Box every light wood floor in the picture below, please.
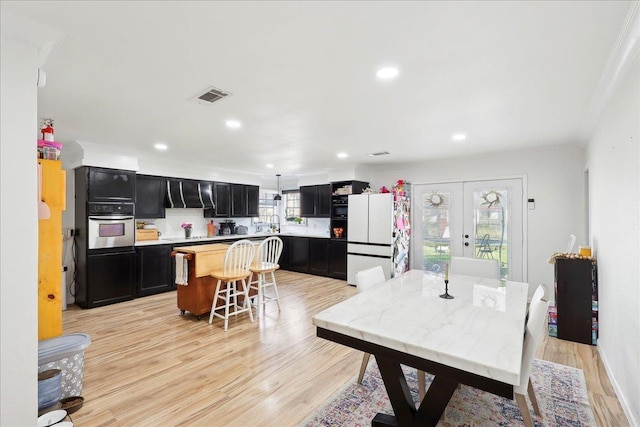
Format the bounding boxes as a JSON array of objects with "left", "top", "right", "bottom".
[{"left": 62, "top": 271, "right": 628, "bottom": 426}]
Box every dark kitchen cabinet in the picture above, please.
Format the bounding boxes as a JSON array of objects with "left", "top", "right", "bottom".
[
  {"left": 137, "top": 245, "right": 173, "bottom": 297},
  {"left": 278, "top": 236, "right": 291, "bottom": 270},
  {"left": 231, "top": 184, "right": 260, "bottom": 217},
  {"left": 309, "top": 238, "right": 330, "bottom": 276},
  {"left": 79, "top": 249, "right": 136, "bottom": 308},
  {"left": 231, "top": 184, "right": 245, "bottom": 217},
  {"left": 213, "top": 182, "right": 231, "bottom": 217},
  {"left": 246, "top": 185, "right": 259, "bottom": 217},
  {"left": 290, "top": 237, "right": 310, "bottom": 273},
  {"left": 135, "top": 175, "right": 166, "bottom": 219},
  {"left": 80, "top": 167, "right": 136, "bottom": 203},
  {"left": 329, "top": 239, "right": 347, "bottom": 280},
  {"left": 300, "top": 184, "right": 331, "bottom": 217},
  {"left": 554, "top": 259, "right": 598, "bottom": 345}
]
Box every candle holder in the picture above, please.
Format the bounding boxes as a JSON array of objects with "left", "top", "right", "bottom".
[{"left": 440, "top": 279, "right": 454, "bottom": 299}]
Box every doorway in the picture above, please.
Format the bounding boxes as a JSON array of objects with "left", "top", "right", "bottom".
[{"left": 411, "top": 179, "right": 524, "bottom": 281}]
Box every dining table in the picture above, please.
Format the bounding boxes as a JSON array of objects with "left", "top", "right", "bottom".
[{"left": 312, "top": 269, "right": 529, "bottom": 426}]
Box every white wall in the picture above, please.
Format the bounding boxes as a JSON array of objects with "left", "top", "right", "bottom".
[
  {"left": 586, "top": 57, "right": 639, "bottom": 425},
  {"left": 366, "top": 144, "right": 586, "bottom": 298},
  {"left": 0, "top": 37, "right": 39, "bottom": 426}
]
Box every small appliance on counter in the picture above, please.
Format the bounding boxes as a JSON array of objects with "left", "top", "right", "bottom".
[
  {"left": 235, "top": 225, "right": 248, "bottom": 235},
  {"left": 219, "top": 220, "right": 236, "bottom": 235}
]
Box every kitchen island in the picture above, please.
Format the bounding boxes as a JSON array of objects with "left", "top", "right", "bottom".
[{"left": 172, "top": 243, "right": 259, "bottom": 320}]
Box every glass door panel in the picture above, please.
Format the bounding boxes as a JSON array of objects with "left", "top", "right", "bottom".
[
  {"left": 411, "top": 183, "right": 462, "bottom": 274},
  {"left": 413, "top": 179, "right": 524, "bottom": 281}
]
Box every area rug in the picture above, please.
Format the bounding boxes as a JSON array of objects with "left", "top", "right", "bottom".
[{"left": 302, "top": 359, "right": 596, "bottom": 426}]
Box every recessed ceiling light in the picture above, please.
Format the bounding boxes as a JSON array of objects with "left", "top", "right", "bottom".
[
  {"left": 337, "top": 152, "right": 348, "bottom": 159},
  {"left": 376, "top": 67, "right": 399, "bottom": 80},
  {"left": 154, "top": 143, "right": 168, "bottom": 151},
  {"left": 266, "top": 164, "right": 274, "bottom": 169},
  {"left": 225, "top": 119, "right": 242, "bottom": 129},
  {"left": 452, "top": 133, "right": 467, "bottom": 141}
]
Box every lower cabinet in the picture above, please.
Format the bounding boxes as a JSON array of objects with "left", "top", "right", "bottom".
[
  {"left": 137, "top": 244, "right": 174, "bottom": 297},
  {"left": 290, "top": 237, "right": 310, "bottom": 273},
  {"left": 279, "top": 236, "right": 291, "bottom": 270},
  {"left": 82, "top": 249, "right": 137, "bottom": 308},
  {"left": 309, "top": 238, "right": 330, "bottom": 276},
  {"left": 277, "top": 236, "right": 339, "bottom": 279},
  {"left": 329, "top": 240, "right": 347, "bottom": 280}
]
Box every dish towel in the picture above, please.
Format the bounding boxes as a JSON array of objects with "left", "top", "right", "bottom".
[{"left": 175, "top": 253, "right": 188, "bottom": 285}]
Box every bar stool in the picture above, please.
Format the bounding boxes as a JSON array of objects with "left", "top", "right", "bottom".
[
  {"left": 209, "top": 240, "right": 255, "bottom": 331},
  {"left": 248, "top": 236, "right": 283, "bottom": 318}
]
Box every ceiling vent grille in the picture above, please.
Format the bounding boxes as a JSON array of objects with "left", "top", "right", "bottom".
[
  {"left": 195, "top": 86, "right": 230, "bottom": 104},
  {"left": 368, "top": 151, "right": 390, "bottom": 157}
]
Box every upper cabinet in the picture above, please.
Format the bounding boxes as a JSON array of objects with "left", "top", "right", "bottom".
[
  {"left": 231, "top": 184, "right": 259, "bottom": 217},
  {"left": 213, "top": 182, "right": 231, "bottom": 217},
  {"left": 246, "top": 185, "right": 259, "bottom": 217},
  {"left": 135, "top": 175, "right": 166, "bottom": 218},
  {"left": 204, "top": 182, "right": 257, "bottom": 218},
  {"left": 300, "top": 184, "right": 331, "bottom": 217},
  {"left": 85, "top": 167, "right": 136, "bottom": 203}
]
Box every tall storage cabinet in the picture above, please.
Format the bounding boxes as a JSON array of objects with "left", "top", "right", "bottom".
[
  {"left": 38, "top": 160, "right": 66, "bottom": 339},
  {"left": 553, "top": 258, "right": 598, "bottom": 345}
]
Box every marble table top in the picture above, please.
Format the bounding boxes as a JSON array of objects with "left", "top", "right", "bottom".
[{"left": 312, "top": 269, "right": 529, "bottom": 385}]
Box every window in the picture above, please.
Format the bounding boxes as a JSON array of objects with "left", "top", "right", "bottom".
[
  {"left": 284, "top": 191, "right": 305, "bottom": 224},
  {"left": 256, "top": 191, "right": 277, "bottom": 225}
]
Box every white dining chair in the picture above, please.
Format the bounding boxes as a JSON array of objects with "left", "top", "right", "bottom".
[
  {"left": 209, "top": 240, "right": 256, "bottom": 331},
  {"left": 449, "top": 256, "right": 500, "bottom": 279},
  {"left": 248, "top": 236, "right": 283, "bottom": 318},
  {"left": 355, "top": 266, "right": 386, "bottom": 384},
  {"left": 514, "top": 283, "right": 550, "bottom": 426}
]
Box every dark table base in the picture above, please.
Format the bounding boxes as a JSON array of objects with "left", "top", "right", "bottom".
[{"left": 317, "top": 327, "right": 513, "bottom": 427}]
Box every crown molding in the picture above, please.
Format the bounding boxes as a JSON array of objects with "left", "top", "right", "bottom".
[{"left": 580, "top": 1, "right": 640, "bottom": 141}]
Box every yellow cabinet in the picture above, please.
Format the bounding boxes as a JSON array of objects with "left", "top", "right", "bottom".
[{"left": 38, "top": 159, "right": 66, "bottom": 340}]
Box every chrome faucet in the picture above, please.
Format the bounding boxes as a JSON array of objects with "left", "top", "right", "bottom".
[{"left": 269, "top": 214, "right": 281, "bottom": 233}]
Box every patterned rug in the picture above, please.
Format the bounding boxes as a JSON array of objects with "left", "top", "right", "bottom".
[{"left": 302, "top": 359, "right": 596, "bottom": 426}]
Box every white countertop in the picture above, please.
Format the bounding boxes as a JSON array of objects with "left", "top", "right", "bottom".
[
  {"left": 135, "top": 231, "right": 330, "bottom": 246},
  {"left": 312, "top": 269, "right": 529, "bottom": 385}
]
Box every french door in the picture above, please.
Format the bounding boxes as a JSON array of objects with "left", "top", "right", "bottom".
[{"left": 411, "top": 179, "right": 524, "bottom": 281}]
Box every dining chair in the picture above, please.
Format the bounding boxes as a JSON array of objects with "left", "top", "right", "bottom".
[
  {"left": 450, "top": 256, "right": 500, "bottom": 279},
  {"left": 248, "top": 236, "right": 283, "bottom": 318},
  {"left": 355, "top": 265, "right": 386, "bottom": 384},
  {"left": 208, "top": 239, "right": 256, "bottom": 331},
  {"left": 514, "top": 283, "right": 550, "bottom": 426}
]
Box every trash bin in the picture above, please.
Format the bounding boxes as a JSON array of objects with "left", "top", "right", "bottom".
[{"left": 38, "top": 333, "right": 91, "bottom": 398}]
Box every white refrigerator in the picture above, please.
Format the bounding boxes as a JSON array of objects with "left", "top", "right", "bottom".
[{"left": 347, "top": 193, "right": 394, "bottom": 284}]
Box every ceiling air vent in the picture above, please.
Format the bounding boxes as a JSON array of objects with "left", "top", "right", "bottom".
[
  {"left": 368, "top": 151, "right": 390, "bottom": 157},
  {"left": 194, "top": 86, "right": 230, "bottom": 105}
]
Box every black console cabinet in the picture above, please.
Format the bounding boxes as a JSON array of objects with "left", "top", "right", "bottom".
[{"left": 554, "top": 258, "right": 598, "bottom": 345}]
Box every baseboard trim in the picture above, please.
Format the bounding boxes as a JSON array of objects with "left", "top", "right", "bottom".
[{"left": 597, "top": 343, "right": 637, "bottom": 426}]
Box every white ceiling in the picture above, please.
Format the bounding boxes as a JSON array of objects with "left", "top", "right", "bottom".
[{"left": 3, "top": 1, "right": 634, "bottom": 178}]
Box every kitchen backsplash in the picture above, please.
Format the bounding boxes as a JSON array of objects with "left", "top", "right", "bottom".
[
  {"left": 143, "top": 209, "right": 330, "bottom": 238},
  {"left": 146, "top": 209, "right": 252, "bottom": 238}
]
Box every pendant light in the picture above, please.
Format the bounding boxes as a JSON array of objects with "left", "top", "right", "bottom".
[{"left": 274, "top": 174, "right": 282, "bottom": 201}]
